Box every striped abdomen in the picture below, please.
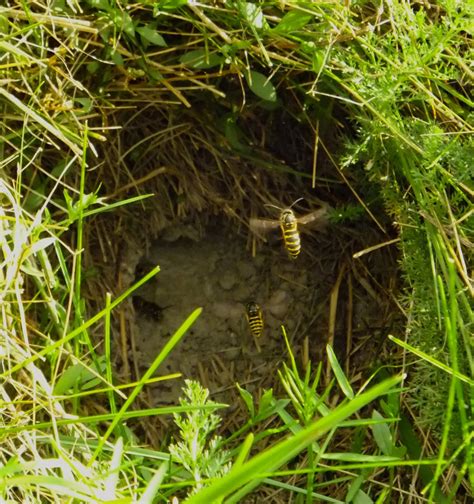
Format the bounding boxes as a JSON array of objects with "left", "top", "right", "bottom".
[
  {"left": 280, "top": 210, "right": 301, "bottom": 258},
  {"left": 246, "top": 302, "right": 264, "bottom": 338}
]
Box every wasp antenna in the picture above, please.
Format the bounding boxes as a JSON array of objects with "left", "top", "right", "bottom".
[
  {"left": 264, "top": 203, "right": 282, "bottom": 211},
  {"left": 289, "top": 197, "right": 305, "bottom": 209}
]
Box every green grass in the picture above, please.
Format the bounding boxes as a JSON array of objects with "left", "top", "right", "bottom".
[{"left": 0, "top": 0, "right": 472, "bottom": 501}]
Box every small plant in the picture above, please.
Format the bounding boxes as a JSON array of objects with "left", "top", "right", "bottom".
[{"left": 169, "top": 380, "right": 232, "bottom": 495}]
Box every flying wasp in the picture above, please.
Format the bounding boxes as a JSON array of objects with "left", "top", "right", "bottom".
[
  {"left": 245, "top": 301, "right": 264, "bottom": 338},
  {"left": 249, "top": 199, "right": 329, "bottom": 259}
]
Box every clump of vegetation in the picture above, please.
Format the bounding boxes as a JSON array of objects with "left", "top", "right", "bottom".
[
  {"left": 0, "top": 0, "right": 472, "bottom": 501},
  {"left": 169, "top": 380, "right": 232, "bottom": 495}
]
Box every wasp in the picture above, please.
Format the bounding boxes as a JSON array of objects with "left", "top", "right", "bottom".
[
  {"left": 249, "top": 199, "right": 329, "bottom": 259},
  {"left": 245, "top": 301, "right": 264, "bottom": 338}
]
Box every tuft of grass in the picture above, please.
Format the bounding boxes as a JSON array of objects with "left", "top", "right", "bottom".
[{"left": 188, "top": 362, "right": 404, "bottom": 504}]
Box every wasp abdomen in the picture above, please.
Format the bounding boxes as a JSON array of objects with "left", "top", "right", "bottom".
[
  {"left": 282, "top": 227, "right": 301, "bottom": 258},
  {"left": 246, "top": 302, "right": 264, "bottom": 338},
  {"left": 279, "top": 209, "right": 301, "bottom": 258}
]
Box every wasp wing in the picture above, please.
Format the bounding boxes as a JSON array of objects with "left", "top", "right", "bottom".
[
  {"left": 296, "top": 205, "right": 330, "bottom": 226},
  {"left": 249, "top": 217, "right": 280, "bottom": 233}
]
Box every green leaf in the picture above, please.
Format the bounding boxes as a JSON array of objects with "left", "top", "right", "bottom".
[
  {"left": 54, "top": 357, "right": 106, "bottom": 395},
  {"left": 74, "top": 97, "right": 94, "bottom": 113},
  {"left": 326, "top": 344, "right": 354, "bottom": 399},
  {"left": 346, "top": 473, "right": 364, "bottom": 502},
  {"left": 110, "top": 10, "right": 135, "bottom": 38},
  {"left": 146, "top": 67, "right": 163, "bottom": 81},
  {"left": 234, "top": 434, "right": 254, "bottom": 468},
  {"left": 87, "top": 61, "right": 100, "bottom": 74},
  {"left": 88, "top": 0, "right": 110, "bottom": 11},
  {"left": 24, "top": 237, "right": 56, "bottom": 258},
  {"left": 257, "top": 398, "right": 290, "bottom": 422},
  {"left": 37, "top": 248, "right": 58, "bottom": 290},
  {"left": 223, "top": 115, "right": 249, "bottom": 152},
  {"left": 53, "top": 362, "right": 94, "bottom": 395},
  {"left": 323, "top": 453, "right": 399, "bottom": 462},
  {"left": 371, "top": 410, "right": 394, "bottom": 456},
  {"left": 0, "top": 456, "right": 21, "bottom": 478},
  {"left": 236, "top": 383, "right": 255, "bottom": 418},
  {"left": 64, "top": 189, "right": 100, "bottom": 222},
  {"left": 354, "top": 489, "right": 374, "bottom": 504},
  {"left": 24, "top": 184, "right": 46, "bottom": 212},
  {"left": 136, "top": 25, "right": 167, "bottom": 47},
  {"left": 245, "top": 71, "right": 277, "bottom": 102},
  {"left": 398, "top": 413, "right": 448, "bottom": 502},
  {"left": 179, "top": 49, "right": 223, "bottom": 69},
  {"left": 257, "top": 388, "right": 273, "bottom": 418},
  {"left": 109, "top": 50, "right": 124, "bottom": 66},
  {"left": 153, "top": 0, "right": 188, "bottom": 11},
  {"left": 138, "top": 462, "right": 169, "bottom": 504},
  {"left": 273, "top": 11, "right": 313, "bottom": 32},
  {"left": 312, "top": 50, "right": 325, "bottom": 72},
  {"left": 0, "top": 15, "right": 9, "bottom": 34},
  {"left": 19, "top": 263, "right": 44, "bottom": 278},
  {"left": 239, "top": 2, "right": 268, "bottom": 31}
]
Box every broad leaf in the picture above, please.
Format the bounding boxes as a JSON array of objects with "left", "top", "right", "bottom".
[
  {"left": 273, "top": 11, "right": 313, "bottom": 33},
  {"left": 179, "top": 49, "right": 223, "bottom": 69},
  {"left": 137, "top": 25, "right": 167, "bottom": 47},
  {"left": 245, "top": 70, "right": 277, "bottom": 102}
]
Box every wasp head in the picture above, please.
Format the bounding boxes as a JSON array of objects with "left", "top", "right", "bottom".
[
  {"left": 280, "top": 209, "right": 297, "bottom": 228},
  {"left": 246, "top": 301, "right": 261, "bottom": 316}
]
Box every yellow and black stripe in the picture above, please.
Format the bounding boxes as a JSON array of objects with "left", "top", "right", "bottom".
[
  {"left": 279, "top": 209, "right": 301, "bottom": 259},
  {"left": 246, "top": 302, "right": 264, "bottom": 338},
  {"left": 250, "top": 200, "right": 329, "bottom": 260}
]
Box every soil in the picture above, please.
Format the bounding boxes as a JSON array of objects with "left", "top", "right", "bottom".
[{"left": 127, "top": 222, "right": 336, "bottom": 408}]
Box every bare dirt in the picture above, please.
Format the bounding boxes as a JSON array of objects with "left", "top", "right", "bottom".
[{"left": 128, "top": 222, "right": 335, "bottom": 407}]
